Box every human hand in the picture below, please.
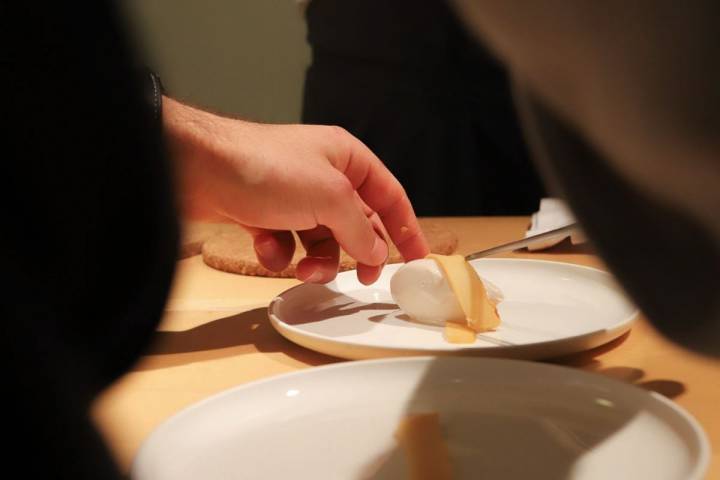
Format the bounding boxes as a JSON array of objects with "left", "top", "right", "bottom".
[{"left": 164, "top": 98, "right": 429, "bottom": 284}]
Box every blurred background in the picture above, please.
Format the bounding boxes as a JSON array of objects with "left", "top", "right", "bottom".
[
  {"left": 124, "top": 0, "right": 544, "bottom": 216},
  {"left": 126, "top": 0, "right": 309, "bottom": 123}
]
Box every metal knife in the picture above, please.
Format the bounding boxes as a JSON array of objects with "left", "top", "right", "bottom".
[{"left": 464, "top": 223, "right": 579, "bottom": 261}]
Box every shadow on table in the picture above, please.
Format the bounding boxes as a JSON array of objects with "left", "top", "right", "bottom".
[
  {"left": 548, "top": 330, "right": 632, "bottom": 365},
  {"left": 578, "top": 364, "right": 685, "bottom": 400},
  {"left": 137, "top": 303, "right": 684, "bottom": 399},
  {"left": 548, "top": 332, "right": 686, "bottom": 399},
  {"left": 134, "top": 308, "right": 340, "bottom": 371}
]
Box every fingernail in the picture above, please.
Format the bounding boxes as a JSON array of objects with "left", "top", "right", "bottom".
[
  {"left": 359, "top": 271, "right": 379, "bottom": 286},
  {"left": 370, "top": 236, "right": 389, "bottom": 266}
]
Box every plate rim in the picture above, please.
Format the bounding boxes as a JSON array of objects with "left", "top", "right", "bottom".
[
  {"left": 268, "top": 258, "right": 639, "bottom": 357},
  {"left": 131, "top": 356, "right": 709, "bottom": 480}
]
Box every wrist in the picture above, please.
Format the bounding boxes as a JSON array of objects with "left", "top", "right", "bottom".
[
  {"left": 162, "top": 97, "right": 235, "bottom": 161},
  {"left": 162, "top": 98, "right": 257, "bottom": 220},
  {"left": 162, "top": 98, "right": 228, "bottom": 174}
]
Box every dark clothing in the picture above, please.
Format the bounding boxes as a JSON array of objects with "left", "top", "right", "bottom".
[
  {"left": 451, "top": 0, "right": 720, "bottom": 354},
  {"left": 517, "top": 92, "right": 720, "bottom": 356},
  {"left": 4, "top": 2, "right": 178, "bottom": 478},
  {"left": 302, "top": 0, "right": 545, "bottom": 216}
]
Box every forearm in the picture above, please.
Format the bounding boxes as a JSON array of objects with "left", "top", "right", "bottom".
[
  {"left": 163, "top": 97, "right": 229, "bottom": 168},
  {"left": 162, "top": 96, "right": 250, "bottom": 220}
]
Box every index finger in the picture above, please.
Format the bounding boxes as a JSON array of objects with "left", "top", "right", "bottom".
[{"left": 328, "top": 131, "right": 430, "bottom": 261}]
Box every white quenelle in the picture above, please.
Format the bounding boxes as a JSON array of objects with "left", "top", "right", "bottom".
[{"left": 390, "top": 258, "right": 503, "bottom": 326}]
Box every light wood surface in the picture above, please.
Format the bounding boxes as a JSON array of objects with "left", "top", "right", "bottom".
[{"left": 92, "top": 217, "right": 719, "bottom": 477}]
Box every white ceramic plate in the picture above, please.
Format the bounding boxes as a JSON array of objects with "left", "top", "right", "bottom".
[
  {"left": 269, "top": 259, "right": 638, "bottom": 360},
  {"left": 132, "top": 357, "right": 709, "bottom": 480}
]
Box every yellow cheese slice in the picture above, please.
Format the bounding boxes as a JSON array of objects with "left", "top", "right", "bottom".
[
  {"left": 427, "top": 254, "right": 501, "bottom": 343},
  {"left": 394, "top": 412, "right": 452, "bottom": 480},
  {"left": 444, "top": 321, "right": 477, "bottom": 344}
]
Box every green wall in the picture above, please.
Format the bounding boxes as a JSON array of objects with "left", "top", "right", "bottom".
[{"left": 125, "top": 0, "right": 311, "bottom": 123}]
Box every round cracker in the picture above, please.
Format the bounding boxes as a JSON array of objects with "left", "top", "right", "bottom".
[
  {"left": 179, "top": 222, "right": 237, "bottom": 259},
  {"left": 201, "top": 219, "right": 458, "bottom": 277}
]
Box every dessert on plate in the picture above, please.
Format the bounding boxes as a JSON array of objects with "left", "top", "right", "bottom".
[{"left": 390, "top": 254, "right": 503, "bottom": 343}]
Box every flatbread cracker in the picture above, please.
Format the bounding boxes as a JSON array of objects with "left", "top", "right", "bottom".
[
  {"left": 179, "top": 222, "right": 237, "bottom": 259},
  {"left": 200, "top": 219, "right": 458, "bottom": 277}
]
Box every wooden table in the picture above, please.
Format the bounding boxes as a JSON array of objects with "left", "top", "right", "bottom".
[{"left": 92, "top": 217, "right": 719, "bottom": 477}]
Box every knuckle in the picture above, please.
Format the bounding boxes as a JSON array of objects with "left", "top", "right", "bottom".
[
  {"left": 326, "top": 175, "right": 354, "bottom": 200},
  {"left": 327, "top": 125, "right": 349, "bottom": 138}
]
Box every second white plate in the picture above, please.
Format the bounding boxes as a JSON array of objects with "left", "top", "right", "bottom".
[
  {"left": 269, "top": 259, "right": 638, "bottom": 360},
  {"left": 132, "top": 357, "right": 708, "bottom": 480}
]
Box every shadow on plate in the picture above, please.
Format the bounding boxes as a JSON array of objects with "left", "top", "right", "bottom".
[
  {"left": 278, "top": 284, "right": 397, "bottom": 326},
  {"left": 359, "top": 358, "right": 691, "bottom": 479}
]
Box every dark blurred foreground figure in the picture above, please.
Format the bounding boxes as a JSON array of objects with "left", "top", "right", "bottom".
[
  {"left": 4, "top": 3, "right": 177, "bottom": 477},
  {"left": 5, "top": 3, "right": 430, "bottom": 478},
  {"left": 303, "top": 0, "right": 545, "bottom": 215},
  {"left": 451, "top": 0, "right": 720, "bottom": 353}
]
